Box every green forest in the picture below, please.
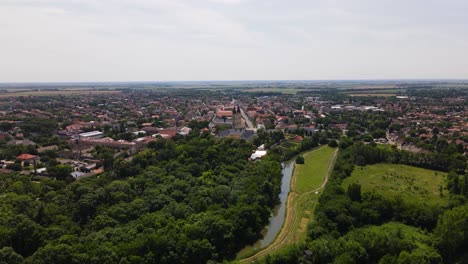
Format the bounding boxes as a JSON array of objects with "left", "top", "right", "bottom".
[{"left": 0, "top": 134, "right": 283, "bottom": 263}]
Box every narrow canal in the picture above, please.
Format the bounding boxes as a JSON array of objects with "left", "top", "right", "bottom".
[{"left": 238, "top": 159, "right": 295, "bottom": 254}]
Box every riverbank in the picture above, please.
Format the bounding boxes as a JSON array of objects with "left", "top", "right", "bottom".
[
  {"left": 238, "top": 146, "right": 338, "bottom": 263},
  {"left": 236, "top": 160, "right": 294, "bottom": 259}
]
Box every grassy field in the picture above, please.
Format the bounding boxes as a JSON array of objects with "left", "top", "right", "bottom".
[
  {"left": 245, "top": 88, "right": 300, "bottom": 94},
  {"left": 289, "top": 146, "right": 337, "bottom": 243},
  {"left": 349, "top": 93, "right": 397, "bottom": 97},
  {"left": 342, "top": 164, "right": 448, "bottom": 205},
  {"left": 295, "top": 146, "right": 336, "bottom": 194}
]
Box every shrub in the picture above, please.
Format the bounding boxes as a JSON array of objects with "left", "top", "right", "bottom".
[{"left": 296, "top": 156, "right": 305, "bottom": 164}]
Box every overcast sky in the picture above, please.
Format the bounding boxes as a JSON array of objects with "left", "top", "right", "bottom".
[{"left": 1, "top": 0, "right": 468, "bottom": 82}]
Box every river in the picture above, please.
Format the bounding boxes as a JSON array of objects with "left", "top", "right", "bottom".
[{"left": 238, "top": 159, "right": 295, "bottom": 254}]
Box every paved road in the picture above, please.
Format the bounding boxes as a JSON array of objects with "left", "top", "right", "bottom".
[{"left": 240, "top": 108, "right": 254, "bottom": 129}]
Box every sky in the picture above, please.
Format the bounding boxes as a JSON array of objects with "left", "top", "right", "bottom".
[{"left": 1, "top": 0, "right": 468, "bottom": 82}]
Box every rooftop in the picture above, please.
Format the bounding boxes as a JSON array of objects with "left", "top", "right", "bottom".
[
  {"left": 79, "top": 131, "right": 104, "bottom": 138},
  {"left": 16, "top": 153, "right": 38, "bottom": 160}
]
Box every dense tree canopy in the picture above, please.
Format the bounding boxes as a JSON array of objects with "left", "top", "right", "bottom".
[{"left": 0, "top": 135, "right": 283, "bottom": 263}]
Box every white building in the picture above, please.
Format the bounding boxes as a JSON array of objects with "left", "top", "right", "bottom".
[
  {"left": 79, "top": 131, "right": 104, "bottom": 139},
  {"left": 250, "top": 150, "right": 267, "bottom": 160}
]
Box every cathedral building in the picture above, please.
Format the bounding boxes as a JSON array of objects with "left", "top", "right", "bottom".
[{"left": 232, "top": 106, "right": 243, "bottom": 129}]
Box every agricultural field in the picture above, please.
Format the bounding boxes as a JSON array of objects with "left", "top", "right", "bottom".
[
  {"left": 349, "top": 93, "right": 398, "bottom": 97},
  {"left": 0, "top": 90, "right": 120, "bottom": 97},
  {"left": 342, "top": 164, "right": 448, "bottom": 206},
  {"left": 244, "top": 88, "right": 299, "bottom": 94}
]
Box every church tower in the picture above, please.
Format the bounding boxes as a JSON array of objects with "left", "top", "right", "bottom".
[{"left": 232, "top": 106, "right": 242, "bottom": 129}]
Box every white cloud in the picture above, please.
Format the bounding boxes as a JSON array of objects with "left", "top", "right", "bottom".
[
  {"left": 0, "top": 0, "right": 467, "bottom": 81},
  {"left": 42, "top": 7, "right": 67, "bottom": 15},
  {"left": 208, "top": 0, "right": 249, "bottom": 4}
]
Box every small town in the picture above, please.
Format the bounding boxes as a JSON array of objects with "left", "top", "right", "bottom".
[
  {"left": 0, "top": 87, "right": 466, "bottom": 179},
  {"left": 1, "top": 0, "right": 468, "bottom": 262}
]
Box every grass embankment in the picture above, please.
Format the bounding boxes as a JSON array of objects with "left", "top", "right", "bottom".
[
  {"left": 295, "top": 146, "right": 337, "bottom": 194},
  {"left": 239, "top": 146, "right": 337, "bottom": 263},
  {"left": 289, "top": 146, "right": 337, "bottom": 243},
  {"left": 342, "top": 164, "right": 448, "bottom": 206}
]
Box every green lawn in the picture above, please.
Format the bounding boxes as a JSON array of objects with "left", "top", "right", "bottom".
[
  {"left": 342, "top": 164, "right": 448, "bottom": 205},
  {"left": 279, "top": 140, "right": 300, "bottom": 148},
  {"left": 295, "top": 146, "right": 336, "bottom": 194}
]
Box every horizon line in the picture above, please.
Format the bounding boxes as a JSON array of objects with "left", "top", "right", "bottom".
[{"left": 1, "top": 78, "right": 468, "bottom": 85}]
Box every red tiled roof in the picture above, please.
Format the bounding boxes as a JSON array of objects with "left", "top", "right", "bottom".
[
  {"left": 159, "top": 129, "right": 177, "bottom": 138},
  {"left": 16, "top": 153, "right": 38, "bottom": 160},
  {"left": 217, "top": 110, "right": 233, "bottom": 118},
  {"left": 294, "top": 135, "right": 304, "bottom": 141}
]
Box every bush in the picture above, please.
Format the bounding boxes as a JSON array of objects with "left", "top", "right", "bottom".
[
  {"left": 6, "top": 163, "right": 22, "bottom": 171},
  {"left": 328, "top": 139, "right": 338, "bottom": 148},
  {"left": 296, "top": 156, "right": 305, "bottom": 164}
]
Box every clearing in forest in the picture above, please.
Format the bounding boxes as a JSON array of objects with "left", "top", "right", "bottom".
[{"left": 342, "top": 164, "right": 448, "bottom": 206}]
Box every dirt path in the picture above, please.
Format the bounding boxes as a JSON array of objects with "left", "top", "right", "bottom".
[{"left": 239, "top": 148, "right": 338, "bottom": 263}]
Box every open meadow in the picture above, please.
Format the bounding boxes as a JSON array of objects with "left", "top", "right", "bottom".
[{"left": 342, "top": 164, "right": 448, "bottom": 206}]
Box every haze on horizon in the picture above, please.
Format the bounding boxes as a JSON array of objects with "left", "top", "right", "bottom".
[{"left": 1, "top": 0, "right": 468, "bottom": 82}]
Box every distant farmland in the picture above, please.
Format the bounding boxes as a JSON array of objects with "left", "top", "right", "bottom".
[
  {"left": 349, "top": 93, "right": 399, "bottom": 97},
  {"left": 0, "top": 90, "right": 120, "bottom": 97}
]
